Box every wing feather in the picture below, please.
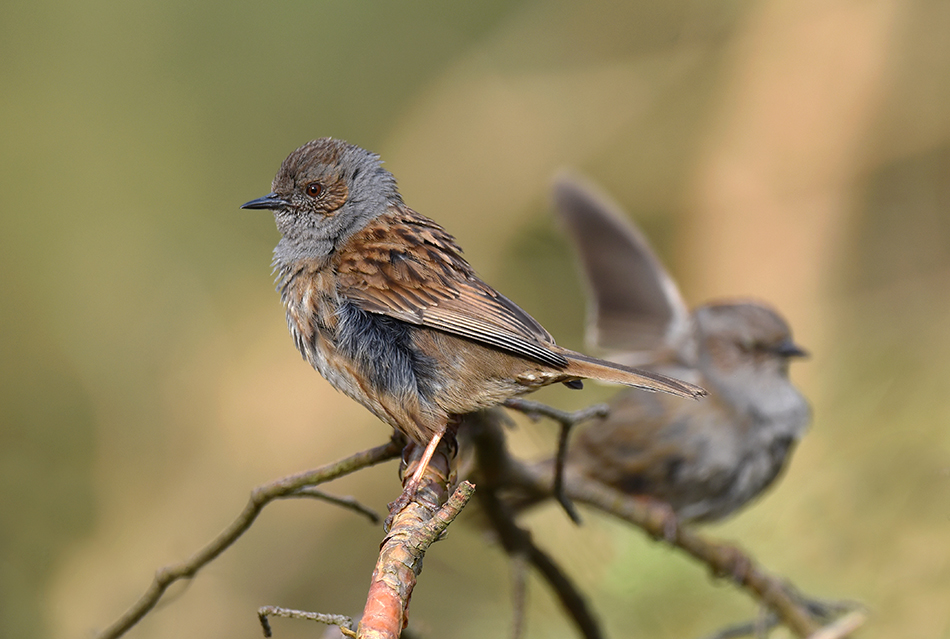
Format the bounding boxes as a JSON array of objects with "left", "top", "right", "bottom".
[
  {"left": 337, "top": 207, "right": 569, "bottom": 369},
  {"left": 553, "top": 172, "right": 691, "bottom": 356}
]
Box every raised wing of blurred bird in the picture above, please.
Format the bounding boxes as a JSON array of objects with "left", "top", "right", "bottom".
[{"left": 529, "top": 173, "right": 812, "bottom": 523}]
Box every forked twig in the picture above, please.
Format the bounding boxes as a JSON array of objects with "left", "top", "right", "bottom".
[
  {"left": 96, "top": 437, "right": 403, "bottom": 639},
  {"left": 503, "top": 398, "right": 609, "bottom": 524}
]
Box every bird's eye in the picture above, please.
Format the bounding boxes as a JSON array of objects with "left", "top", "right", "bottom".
[
  {"left": 305, "top": 182, "right": 324, "bottom": 198},
  {"left": 737, "top": 340, "right": 755, "bottom": 353}
]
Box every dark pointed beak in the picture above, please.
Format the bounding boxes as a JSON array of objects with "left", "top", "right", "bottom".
[
  {"left": 241, "top": 193, "right": 288, "bottom": 210},
  {"left": 774, "top": 338, "right": 808, "bottom": 359}
]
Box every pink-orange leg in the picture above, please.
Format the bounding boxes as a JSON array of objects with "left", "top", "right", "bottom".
[{"left": 385, "top": 424, "right": 447, "bottom": 530}]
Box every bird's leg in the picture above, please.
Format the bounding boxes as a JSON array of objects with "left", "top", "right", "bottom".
[
  {"left": 385, "top": 424, "right": 447, "bottom": 530},
  {"left": 404, "top": 427, "right": 445, "bottom": 498},
  {"left": 635, "top": 496, "right": 680, "bottom": 542}
]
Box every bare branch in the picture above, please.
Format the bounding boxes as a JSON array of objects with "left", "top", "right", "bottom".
[
  {"left": 96, "top": 437, "right": 403, "bottom": 639},
  {"left": 513, "top": 460, "right": 822, "bottom": 637},
  {"left": 696, "top": 618, "right": 775, "bottom": 639}
]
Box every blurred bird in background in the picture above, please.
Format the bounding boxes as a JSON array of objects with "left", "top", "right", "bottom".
[{"left": 512, "top": 173, "right": 811, "bottom": 524}]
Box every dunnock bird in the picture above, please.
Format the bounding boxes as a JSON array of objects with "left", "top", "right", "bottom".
[
  {"left": 241, "top": 139, "right": 705, "bottom": 517},
  {"left": 532, "top": 173, "right": 811, "bottom": 523}
]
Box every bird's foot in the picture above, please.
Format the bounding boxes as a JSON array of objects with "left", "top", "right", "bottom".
[
  {"left": 385, "top": 483, "right": 418, "bottom": 532},
  {"left": 384, "top": 428, "right": 446, "bottom": 531},
  {"left": 638, "top": 497, "right": 680, "bottom": 542}
]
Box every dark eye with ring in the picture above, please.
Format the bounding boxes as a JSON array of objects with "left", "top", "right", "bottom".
[{"left": 305, "top": 182, "right": 323, "bottom": 197}]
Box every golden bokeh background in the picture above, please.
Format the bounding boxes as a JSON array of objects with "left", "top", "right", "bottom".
[{"left": 2, "top": 1, "right": 948, "bottom": 638}]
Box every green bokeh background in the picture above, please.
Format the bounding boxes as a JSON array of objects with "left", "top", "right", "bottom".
[{"left": 2, "top": 1, "right": 949, "bottom": 638}]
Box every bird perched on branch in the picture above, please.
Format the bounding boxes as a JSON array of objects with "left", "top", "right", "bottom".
[
  {"left": 241, "top": 139, "right": 705, "bottom": 520},
  {"left": 530, "top": 173, "right": 811, "bottom": 524}
]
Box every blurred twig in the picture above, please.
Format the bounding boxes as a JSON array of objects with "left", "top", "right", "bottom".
[
  {"left": 477, "top": 489, "right": 603, "bottom": 639},
  {"left": 526, "top": 464, "right": 821, "bottom": 636},
  {"left": 697, "top": 617, "right": 773, "bottom": 639},
  {"left": 473, "top": 406, "right": 844, "bottom": 638},
  {"left": 508, "top": 553, "right": 529, "bottom": 639},
  {"left": 807, "top": 610, "right": 867, "bottom": 639},
  {"left": 698, "top": 606, "right": 866, "bottom": 639},
  {"left": 96, "top": 437, "right": 403, "bottom": 639},
  {"left": 503, "top": 398, "right": 609, "bottom": 524},
  {"left": 358, "top": 438, "right": 474, "bottom": 639},
  {"left": 467, "top": 409, "right": 604, "bottom": 639}
]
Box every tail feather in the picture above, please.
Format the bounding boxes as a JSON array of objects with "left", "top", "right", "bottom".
[{"left": 559, "top": 349, "right": 706, "bottom": 399}]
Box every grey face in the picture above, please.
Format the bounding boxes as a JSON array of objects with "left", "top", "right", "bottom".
[
  {"left": 242, "top": 138, "right": 403, "bottom": 263},
  {"left": 693, "top": 302, "right": 807, "bottom": 383}
]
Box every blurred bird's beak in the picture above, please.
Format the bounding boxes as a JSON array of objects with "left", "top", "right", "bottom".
[
  {"left": 241, "top": 193, "right": 288, "bottom": 210},
  {"left": 775, "top": 338, "right": 809, "bottom": 359}
]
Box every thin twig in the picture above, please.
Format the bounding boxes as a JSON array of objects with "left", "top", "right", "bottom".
[
  {"left": 96, "top": 437, "right": 403, "bottom": 639},
  {"left": 508, "top": 553, "right": 529, "bottom": 639},
  {"left": 358, "top": 438, "right": 475, "bottom": 639},
  {"left": 286, "top": 487, "right": 380, "bottom": 524},
  {"left": 503, "top": 399, "right": 609, "bottom": 524},
  {"left": 478, "top": 488, "right": 603, "bottom": 639},
  {"left": 754, "top": 606, "right": 772, "bottom": 639},
  {"left": 695, "top": 589, "right": 864, "bottom": 639},
  {"left": 696, "top": 617, "right": 779, "bottom": 639},
  {"left": 786, "top": 586, "right": 863, "bottom": 624},
  {"left": 258, "top": 605, "right": 356, "bottom": 638},
  {"left": 502, "top": 399, "right": 610, "bottom": 426},
  {"left": 467, "top": 410, "right": 604, "bottom": 639}
]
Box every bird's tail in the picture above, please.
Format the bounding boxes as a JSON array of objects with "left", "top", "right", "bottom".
[{"left": 559, "top": 349, "right": 706, "bottom": 399}]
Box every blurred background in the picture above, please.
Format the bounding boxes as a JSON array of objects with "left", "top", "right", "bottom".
[{"left": 2, "top": 0, "right": 948, "bottom": 637}]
